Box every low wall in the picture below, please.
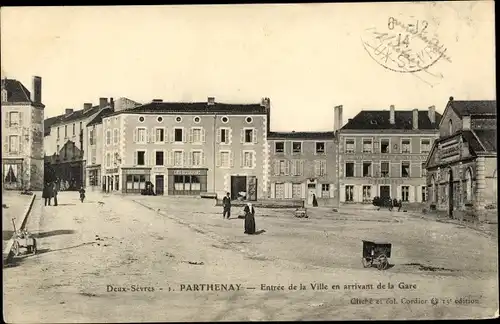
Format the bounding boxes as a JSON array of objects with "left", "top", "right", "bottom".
[{"left": 216, "top": 199, "right": 304, "bottom": 209}]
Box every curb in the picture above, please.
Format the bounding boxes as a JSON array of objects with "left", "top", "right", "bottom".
[{"left": 3, "top": 194, "right": 36, "bottom": 265}]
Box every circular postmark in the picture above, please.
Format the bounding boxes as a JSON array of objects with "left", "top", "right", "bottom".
[{"left": 361, "top": 16, "right": 452, "bottom": 73}]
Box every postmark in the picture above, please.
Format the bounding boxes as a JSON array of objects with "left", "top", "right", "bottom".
[{"left": 361, "top": 16, "right": 451, "bottom": 76}]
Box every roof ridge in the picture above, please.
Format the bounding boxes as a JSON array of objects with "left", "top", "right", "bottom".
[
  {"left": 17, "top": 80, "right": 31, "bottom": 102},
  {"left": 469, "top": 129, "right": 487, "bottom": 151}
]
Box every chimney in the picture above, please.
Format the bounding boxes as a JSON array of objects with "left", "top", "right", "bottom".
[
  {"left": 428, "top": 105, "right": 436, "bottom": 123},
  {"left": 412, "top": 108, "right": 419, "bottom": 130},
  {"left": 31, "top": 76, "right": 42, "bottom": 103},
  {"left": 110, "top": 97, "right": 114, "bottom": 109},
  {"left": 389, "top": 105, "right": 395, "bottom": 124},
  {"left": 99, "top": 97, "right": 108, "bottom": 108},
  {"left": 65, "top": 108, "right": 74, "bottom": 116},
  {"left": 83, "top": 103, "right": 92, "bottom": 112},
  {"left": 334, "top": 105, "right": 343, "bottom": 132},
  {"left": 462, "top": 115, "right": 471, "bottom": 130},
  {"left": 207, "top": 97, "right": 215, "bottom": 105}
]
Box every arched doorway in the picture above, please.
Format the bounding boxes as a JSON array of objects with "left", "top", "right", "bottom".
[{"left": 448, "top": 169, "right": 454, "bottom": 218}]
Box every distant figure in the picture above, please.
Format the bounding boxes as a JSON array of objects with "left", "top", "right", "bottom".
[
  {"left": 53, "top": 179, "right": 60, "bottom": 206},
  {"left": 244, "top": 202, "right": 256, "bottom": 234},
  {"left": 42, "top": 182, "right": 53, "bottom": 206},
  {"left": 312, "top": 194, "right": 318, "bottom": 207},
  {"left": 397, "top": 199, "right": 403, "bottom": 212},
  {"left": 79, "top": 187, "right": 86, "bottom": 203},
  {"left": 222, "top": 192, "right": 231, "bottom": 219}
]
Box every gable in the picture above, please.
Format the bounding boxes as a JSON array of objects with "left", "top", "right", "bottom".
[{"left": 438, "top": 102, "right": 462, "bottom": 137}]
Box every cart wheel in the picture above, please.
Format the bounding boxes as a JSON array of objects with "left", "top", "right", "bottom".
[
  {"left": 362, "top": 257, "right": 372, "bottom": 268},
  {"left": 32, "top": 239, "right": 37, "bottom": 255},
  {"left": 12, "top": 241, "right": 20, "bottom": 257}
]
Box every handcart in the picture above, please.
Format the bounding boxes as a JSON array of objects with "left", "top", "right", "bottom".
[
  {"left": 362, "top": 240, "right": 391, "bottom": 270},
  {"left": 11, "top": 218, "right": 37, "bottom": 256},
  {"left": 294, "top": 207, "right": 308, "bottom": 218}
]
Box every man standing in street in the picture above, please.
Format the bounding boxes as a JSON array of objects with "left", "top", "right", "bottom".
[
  {"left": 222, "top": 192, "right": 231, "bottom": 219},
  {"left": 53, "top": 178, "right": 60, "bottom": 206}
]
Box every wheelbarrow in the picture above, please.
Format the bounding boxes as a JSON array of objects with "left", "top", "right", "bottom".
[
  {"left": 11, "top": 218, "right": 37, "bottom": 256},
  {"left": 294, "top": 207, "right": 308, "bottom": 218}
]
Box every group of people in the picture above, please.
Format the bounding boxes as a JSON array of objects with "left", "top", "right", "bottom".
[
  {"left": 222, "top": 192, "right": 256, "bottom": 235},
  {"left": 42, "top": 179, "right": 87, "bottom": 206}
]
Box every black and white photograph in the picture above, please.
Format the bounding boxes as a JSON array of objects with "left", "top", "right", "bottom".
[{"left": 1, "top": 2, "right": 497, "bottom": 322}]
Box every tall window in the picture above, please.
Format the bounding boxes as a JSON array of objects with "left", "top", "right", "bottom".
[
  {"left": 345, "top": 185, "right": 354, "bottom": 202},
  {"left": 113, "top": 129, "right": 119, "bottom": 144},
  {"left": 448, "top": 119, "right": 453, "bottom": 135},
  {"left": 381, "top": 162, "right": 390, "bottom": 177},
  {"left": 8, "top": 135, "right": 19, "bottom": 153},
  {"left": 106, "top": 153, "right": 111, "bottom": 167},
  {"left": 275, "top": 142, "right": 284, "bottom": 153},
  {"left": 401, "top": 161, "right": 410, "bottom": 177},
  {"left": 72, "top": 123, "right": 76, "bottom": 136},
  {"left": 380, "top": 139, "right": 390, "bottom": 153},
  {"left": 156, "top": 128, "right": 165, "bottom": 142},
  {"left": 106, "top": 130, "right": 111, "bottom": 146},
  {"left": 218, "top": 128, "right": 229, "bottom": 144},
  {"left": 155, "top": 151, "right": 164, "bottom": 166},
  {"left": 363, "top": 162, "right": 372, "bottom": 177},
  {"left": 316, "top": 142, "right": 325, "bottom": 154},
  {"left": 64, "top": 125, "right": 68, "bottom": 138},
  {"left": 421, "top": 162, "right": 427, "bottom": 177},
  {"left": 173, "top": 151, "right": 183, "bottom": 166},
  {"left": 315, "top": 160, "right": 326, "bottom": 176},
  {"left": 292, "top": 183, "right": 302, "bottom": 198},
  {"left": 464, "top": 168, "right": 472, "bottom": 202},
  {"left": 244, "top": 129, "right": 254, "bottom": 143},
  {"left": 292, "top": 159, "right": 303, "bottom": 176},
  {"left": 292, "top": 142, "right": 302, "bottom": 154},
  {"left": 401, "top": 186, "right": 410, "bottom": 202},
  {"left": 401, "top": 139, "right": 411, "bottom": 153},
  {"left": 192, "top": 128, "right": 202, "bottom": 143},
  {"left": 9, "top": 112, "right": 20, "bottom": 127},
  {"left": 137, "top": 128, "right": 146, "bottom": 143},
  {"left": 57, "top": 127, "right": 60, "bottom": 139},
  {"left": 192, "top": 151, "right": 202, "bottom": 166},
  {"left": 362, "top": 185, "right": 371, "bottom": 202},
  {"left": 345, "top": 162, "right": 354, "bottom": 177},
  {"left": 362, "top": 139, "right": 372, "bottom": 153},
  {"left": 243, "top": 151, "right": 254, "bottom": 168},
  {"left": 421, "top": 139, "right": 431, "bottom": 153},
  {"left": 137, "top": 151, "right": 145, "bottom": 166},
  {"left": 321, "top": 184, "right": 330, "bottom": 198},
  {"left": 345, "top": 139, "right": 355, "bottom": 153},
  {"left": 421, "top": 186, "right": 428, "bottom": 202},
  {"left": 220, "top": 151, "right": 230, "bottom": 168},
  {"left": 174, "top": 128, "right": 183, "bottom": 142},
  {"left": 89, "top": 129, "right": 94, "bottom": 145}
]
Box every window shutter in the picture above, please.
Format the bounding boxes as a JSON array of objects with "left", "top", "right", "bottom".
[
  {"left": 252, "top": 152, "right": 256, "bottom": 169},
  {"left": 271, "top": 183, "right": 275, "bottom": 199},
  {"left": 201, "top": 128, "right": 206, "bottom": 143},
  {"left": 300, "top": 160, "right": 304, "bottom": 176},
  {"left": 171, "top": 128, "right": 175, "bottom": 143},
  {"left": 240, "top": 129, "right": 244, "bottom": 143},
  {"left": 167, "top": 151, "right": 173, "bottom": 166},
  {"left": 273, "top": 160, "right": 279, "bottom": 176},
  {"left": 321, "top": 160, "right": 327, "bottom": 176},
  {"left": 145, "top": 130, "right": 150, "bottom": 143},
  {"left": 5, "top": 113, "right": 10, "bottom": 127},
  {"left": 133, "top": 151, "right": 138, "bottom": 165},
  {"left": 397, "top": 186, "right": 401, "bottom": 200},
  {"left": 18, "top": 112, "right": 23, "bottom": 126},
  {"left": 201, "top": 152, "right": 206, "bottom": 166},
  {"left": 164, "top": 128, "right": 168, "bottom": 143},
  {"left": 252, "top": 128, "right": 257, "bottom": 143},
  {"left": 284, "top": 160, "right": 290, "bottom": 175},
  {"left": 314, "top": 160, "right": 320, "bottom": 177},
  {"left": 216, "top": 151, "right": 221, "bottom": 167},
  {"left": 182, "top": 128, "right": 187, "bottom": 143},
  {"left": 230, "top": 152, "right": 234, "bottom": 167},
  {"left": 409, "top": 185, "right": 415, "bottom": 202},
  {"left": 228, "top": 128, "right": 232, "bottom": 144},
  {"left": 216, "top": 128, "right": 221, "bottom": 143},
  {"left": 291, "top": 160, "right": 296, "bottom": 176},
  {"left": 182, "top": 151, "right": 186, "bottom": 166},
  {"left": 151, "top": 128, "right": 156, "bottom": 143},
  {"left": 240, "top": 151, "right": 244, "bottom": 167},
  {"left": 18, "top": 136, "right": 23, "bottom": 153},
  {"left": 187, "top": 151, "right": 192, "bottom": 166},
  {"left": 133, "top": 129, "right": 137, "bottom": 143},
  {"left": 188, "top": 128, "right": 193, "bottom": 143}
]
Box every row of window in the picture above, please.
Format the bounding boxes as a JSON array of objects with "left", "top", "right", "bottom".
[
  {"left": 56, "top": 122, "right": 83, "bottom": 139},
  {"left": 273, "top": 183, "right": 331, "bottom": 199},
  {"left": 55, "top": 144, "right": 78, "bottom": 159},
  {"left": 344, "top": 185, "right": 428, "bottom": 202},
  {"left": 133, "top": 115, "right": 255, "bottom": 124},
  {"left": 272, "top": 159, "right": 327, "bottom": 177},
  {"left": 104, "top": 150, "right": 257, "bottom": 169},
  {"left": 344, "top": 138, "right": 432, "bottom": 154},
  {"left": 344, "top": 161, "right": 427, "bottom": 178},
  {"left": 274, "top": 141, "right": 327, "bottom": 155}
]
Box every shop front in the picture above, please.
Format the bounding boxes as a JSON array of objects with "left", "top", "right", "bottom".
[
  {"left": 167, "top": 168, "right": 208, "bottom": 196},
  {"left": 121, "top": 167, "right": 151, "bottom": 194},
  {"left": 103, "top": 167, "right": 120, "bottom": 193},
  {"left": 86, "top": 165, "right": 101, "bottom": 191},
  {"left": 2, "top": 158, "right": 24, "bottom": 190}
]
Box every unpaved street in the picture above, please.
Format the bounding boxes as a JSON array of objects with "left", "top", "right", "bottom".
[{"left": 3, "top": 193, "right": 498, "bottom": 322}]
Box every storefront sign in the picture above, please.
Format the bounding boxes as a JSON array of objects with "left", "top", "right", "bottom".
[
  {"left": 106, "top": 168, "right": 119, "bottom": 174},
  {"left": 172, "top": 169, "right": 203, "bottom": 176}
]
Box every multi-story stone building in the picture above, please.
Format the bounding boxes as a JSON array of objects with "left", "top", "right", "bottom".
[
  {"left": 268, "top": 131, "right": 337, "bottom": 205},
  {"left": 1, "top": 76, "right": 45, "bottom": 190},
  {"left": 337, "top": 104, "right": 441, "bottom": 203},
  {"left": 425, "top": 97, "right": 497, "bottom": 221},
  {"left": 85, "top": 97, "right": 141, "bottom": 191},
  {"left": 94, "top": 97, "right": 270, "bottom": 200}
]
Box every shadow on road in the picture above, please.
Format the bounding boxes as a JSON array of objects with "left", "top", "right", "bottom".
[
  {"left": 2, "top": 230, "right": 14, "bottom": 241},
  {"left": 254, "top": 229, "right": 266, "bottom": 235},
  {"left": 55, "top": 203, "right": 77, "bottom": 206},
  {"left": 32, "top": 229, "right": 76, "bottom": 238}
]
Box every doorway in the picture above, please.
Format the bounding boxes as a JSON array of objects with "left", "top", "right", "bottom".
[
  {"left": 231, "top": 176, "right": 247, "bottom": 200},
  {"left": 448, "top": 170, "right": 454, "bottom": 218},
  {"left": 155, "top": 175, "right": 164, "bottom": 195},
  {"left": 307, "top": 183, "right": 316, "bottom": 205},
  {"left": 380, "top": 185, "right": 390, "bottom": 199}
]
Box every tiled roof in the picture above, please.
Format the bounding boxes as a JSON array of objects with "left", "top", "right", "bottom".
[
  {"left": 109, "top": 101, "right": 267, "bottom": 116},
  {"left": 473, "top": 129, "right": 497, "bottom": 152},
  {"left": 86, "top": 107, "right": 114, "bottom": 127},
  {"left": 44, "top": 105, "right": 101, "bottom": 135},
  {"left": 461, "top": 131, "right": 485, "bottom": 153},
  {"left": 341, "top": 110, "right": 442, "bottom": 130},
  {"left": 448, "top": 99, "right": 496, "bottom": 117},
  {"left": 1, "top": 78, "right": 32, "bottom": 103},
  {"left": 268, "top": 131, "right": 335, "bottom": 139}
]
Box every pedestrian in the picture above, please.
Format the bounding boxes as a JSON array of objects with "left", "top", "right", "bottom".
[
  {"left": 79, "top": 186, "right": 86, "bottom": 203},
  {"left": 397, "top": 199, "right": 403, "bottom": 212},
  {"left": 222, "top": 192, "right": 231, "bottom": 219},
  {"left": 53, "top": 179, "right": 60, "bottom": 206},
  {"left": 42, "top": 182, "right": 53, "bottom": 206},
  {"left": 312, "top": 194, "right": 318, "bottom": 207},
  {"left": 243, "top": 202, "right": 256, "bottom": 235}
]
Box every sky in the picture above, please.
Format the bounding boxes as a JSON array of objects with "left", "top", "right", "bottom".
[{"left": 1, "top": 2, "right": 495, "bottom": 131}]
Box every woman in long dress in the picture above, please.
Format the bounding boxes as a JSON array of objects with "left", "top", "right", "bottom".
[{"left": 243, "top": 203, "right": 256, "bottom": 234}]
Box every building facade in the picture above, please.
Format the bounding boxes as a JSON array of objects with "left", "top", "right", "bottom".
[
  {"left": 1, "top": 76, "right": 45, "bottom": 190},
  {"left": 95, "top": 97, "right": 270, "bottom": 200},
  {"left": 425, "top": 97, "right": 497, "bottom": 221},
  {"left": 268, "top": 131, "right": 337, "bottom": 205},
  {"left": 337, "top": 105, "right": 441, "bottom": 203}
]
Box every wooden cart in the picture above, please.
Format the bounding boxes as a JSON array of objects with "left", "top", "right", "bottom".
[
  {"left": 362, "top": 240, "right": 391, "bottom": 270},
  {"left": 11, "top": 219, "right": 37, "bottom": 256}
]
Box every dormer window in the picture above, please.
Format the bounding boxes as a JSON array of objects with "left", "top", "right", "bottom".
[
  {"left": 448, "top": 119, "right": 453, "bottom": 135},
  {"left": 1, "top": 89, "right": 7, "bottom": 102}
]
